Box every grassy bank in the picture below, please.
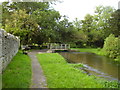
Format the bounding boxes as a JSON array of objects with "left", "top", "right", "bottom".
[
  {"left": 2, "top": 51, "right": 31, "bottom": 88},
  {"left": 71, "top": 48, "right": 102, "bottom": 55},
  {"left": 37, "top": 53, "right": 118, "bottom": 88}
]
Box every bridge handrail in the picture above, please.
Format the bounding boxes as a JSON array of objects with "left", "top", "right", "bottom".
[{"left": 48, "top": 43, "right": 70, "bottom": 50}]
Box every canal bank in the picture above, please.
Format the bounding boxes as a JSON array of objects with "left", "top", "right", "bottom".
[
  {"left": 37, "top": 53, "right": 119, "bottom": 88},
  {"left": 59, "top": 52, "right": 120, "bottom": 81}
]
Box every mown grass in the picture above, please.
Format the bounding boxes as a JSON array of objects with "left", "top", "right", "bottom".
[
  {"left": 37, "top": 53, "right": 118, "bottom": 88},
  {"left": 2, "top": 50, "right": 31, "bottom": 88},
  {"left": 71, "top": 48, "right": 101, "bottom": 55}
]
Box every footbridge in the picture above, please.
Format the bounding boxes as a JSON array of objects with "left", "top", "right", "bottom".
[{"left": 47, "top": 43, "right": 70, "bottom": 50}]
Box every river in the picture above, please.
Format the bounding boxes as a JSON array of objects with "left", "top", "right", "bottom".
[{"left": 59, "top": 52, "right": 120, "bottom": 81}]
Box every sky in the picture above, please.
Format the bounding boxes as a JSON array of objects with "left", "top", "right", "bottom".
[
  {"left": 0, "top": 0, "right": 119, "bottom": 21},
  {"left": 51, "top": 0, "right": 120, "bottom": 21}
]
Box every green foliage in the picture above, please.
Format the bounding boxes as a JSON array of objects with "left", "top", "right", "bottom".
[
  {"left": 108, "top": 9, "right": 120, "bottom": 36},
  {"left": 2, "top": 2, "right": 119, "bottom": 49},
  {"left": 4, "top": 9, "right": 38, "bottom": 44},
  {"left": 56, "top": 17, "right": 77, "bottom": 43},
  {"left": 94, "top": 5, "right": 114, "bottom": 37},
  {"left": 31, "top": 8, "right": 61, "bottom": 43},
  {"left": 102, "top": 34, "right": 120, "bottom": 61},
  {"left": 2, "top": 2, "right": 77, "bottom": 45},
  {"left": 37, "top": 53, "right": 118, "bottom": 88},
  {"left": 2, "top": 51, "right": 31, "bottom": 88},
  {"left": 69, "top": 43, "right": 77, "bottom": 48},
  {"left": 2, "top": 2, "right": 57, "bottom": 44},
  {"left": 73, "top": 5, "right": 115, "bottom": 48}
]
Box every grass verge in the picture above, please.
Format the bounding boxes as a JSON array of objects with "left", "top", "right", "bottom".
[
  {"left": 71, "top": 48, "right": 101, "bottom": 55},
  {"left": 37, "top": 53, "right": 118, "bottom": 88},
  {"left": 2, "top": 50, "right": 31, "bottom": 88}
]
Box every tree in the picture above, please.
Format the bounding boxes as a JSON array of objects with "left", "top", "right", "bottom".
[
  {"left": 93, "top": 5, "right": 115, "bottom": 38},
  {"left": 73, "top": 6, "right": 115, "bottom": 47},
  {"left": 56, "top": 17, "right": 78, "bottom": 43},
  {"left": 80, "top": 14, "right": 97, "bottom": 47},
  {"left": 2, "top": 2, "right": 50, "bottom": 26},
  {"left": 31, "top": 8, "right": 61, "bottom": 44},
  {"left": 4, "top": 9, "right": 39, "bottom": 44},
  {"left": 108, "top": 9, "right": 120, "bottom": 37},
  {"left": 73, "top": 18, "right": 82, "bottom": 30},
  {"left": 92, "top": 6, "right": 116, "bottom": 47},
  {"left": 2, "top": 2, "right": 62, "bottom": 45}
]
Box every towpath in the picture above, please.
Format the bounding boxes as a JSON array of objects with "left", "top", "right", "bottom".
[{"left": 28, "top": 49, "right": 48, "bottom": 88}]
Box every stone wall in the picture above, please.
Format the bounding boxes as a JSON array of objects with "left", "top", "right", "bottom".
[{"left": 0, "top": 29, "right": 20, "bottom": 73}]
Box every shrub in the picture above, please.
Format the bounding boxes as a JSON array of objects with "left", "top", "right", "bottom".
[
  {"left": 102, "top": 34, "right": 120, "bottom": 61},
  {"left": 97, "top": 48, "right": 101, "bottom": 51},
  {"left": 70, "top": 43, "right": 77, "bottom": 48}
]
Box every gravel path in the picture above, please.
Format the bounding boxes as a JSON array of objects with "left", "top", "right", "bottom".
[{"left": 28, "top": 49, "right": 48, "bottom": 88}]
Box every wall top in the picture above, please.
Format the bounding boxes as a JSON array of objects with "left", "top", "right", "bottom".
[{"left": 0, "top": 29, "right": 20, "bottom": 40}]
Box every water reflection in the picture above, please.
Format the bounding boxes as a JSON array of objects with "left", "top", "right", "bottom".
[{"left": 59, "top": 52, "right": 120, "bottom": 81}]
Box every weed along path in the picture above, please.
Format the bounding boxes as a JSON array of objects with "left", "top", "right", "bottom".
[{"left": 28, "top": 50, "right": 48, "bottom": 88}]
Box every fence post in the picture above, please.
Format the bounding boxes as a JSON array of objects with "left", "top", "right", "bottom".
[
  {"left": 65, "top": 44, "right": 66, "bottom": 49},
  {"left": 68, "top": 44, "right": 70, "bottom": 49},
  {"left": 50, "top": 44, "right": 52, "bottom": 49}
]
